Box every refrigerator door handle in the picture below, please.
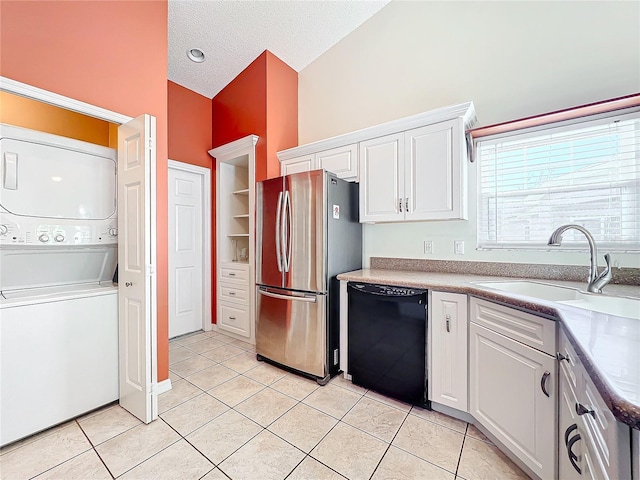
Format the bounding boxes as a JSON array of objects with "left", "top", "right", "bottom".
[
  {"left": 275, "top": 191, "right": 283, "bottom": 272},
  {"left": 258, "top": 287, "right": 317, "bottom": 303},
  {"left": 284, "top": 190, "right": 293, "bottom": 272}
]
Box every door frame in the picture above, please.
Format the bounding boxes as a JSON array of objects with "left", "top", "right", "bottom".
[
  {"left": 167, "top": 159, "right": 212, "bottom": 333},
  {"left": 0, "top": 76, "right": 162, "bottom": 411}
]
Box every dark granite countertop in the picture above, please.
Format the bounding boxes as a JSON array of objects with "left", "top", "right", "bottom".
[{"left": 337, "top": 268, "right": 640, "bottom": 430}]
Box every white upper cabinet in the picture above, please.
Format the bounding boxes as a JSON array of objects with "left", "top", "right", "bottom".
[
  {"left": 277, "top": 102, "right": 476, "bottom": 207},
  {"left": 359, "top": 133, "right": 404, "bottom": 222},
  {"left": 280, "top": 144, "right": 358, "bottom": 181}
]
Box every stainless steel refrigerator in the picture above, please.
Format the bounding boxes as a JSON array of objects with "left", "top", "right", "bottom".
[{"left": 256, "top": 169, "right": 362, "bottom": 384}]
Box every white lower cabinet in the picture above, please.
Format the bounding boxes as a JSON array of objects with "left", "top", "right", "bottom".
[
  {"left": 217, "top": 262, "right": 251, "bottom": 339},
  {"left": 557, "top": 328, "right": 631, "bottom": 480},
  {"left": 429, "top": 291, "right": 468, "bottom": 411},
  {"left": 469, "top": 298, "right": 556, "bottom": 480}
]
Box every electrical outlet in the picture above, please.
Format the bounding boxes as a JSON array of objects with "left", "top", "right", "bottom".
[
  {"left": 424, "top": 240, "right": 433, "bottom": 254},
  {"left": 454, "top": 240, "right": 464, "bottom": 255}
]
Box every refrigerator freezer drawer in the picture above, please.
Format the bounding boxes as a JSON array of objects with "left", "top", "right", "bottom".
[{"left": 256, "top": 286, "right": 327, "bottom": 379}]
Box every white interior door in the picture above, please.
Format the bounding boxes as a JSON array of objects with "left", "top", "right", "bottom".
[
  {"left": 168, "top": 165, "right": 203, "bottom": 338},
  {"left": 118, "top": 114, "right": 157, "bottom": 424}
]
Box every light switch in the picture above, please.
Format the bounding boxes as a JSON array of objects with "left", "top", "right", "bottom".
[
  {"left": 454, "top": 240, "right": 464, "bottom": 255},
  {"left": 424, "top": 240, "right": 433, "bottom": 254}
]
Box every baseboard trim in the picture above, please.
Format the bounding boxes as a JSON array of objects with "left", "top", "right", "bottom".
[{"left": 156, "top": 378, "right": 172, "bottom": 395}]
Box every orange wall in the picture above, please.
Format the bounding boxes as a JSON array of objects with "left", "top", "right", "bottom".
[
  {"left": 212, "top": 52, "right": 268, "bottom": 179},
  {"left": 167, "top": 81, "right": 216, "bottom": 323},
  {"left": 266, "top": 52, "right": 298, "bottom": 180},
  {"left": 0, "top": 91, "right": 113, "bottom": 147},
  {"left": 0, "top": 0, "right": 170, "bottom": 381},
  {"left": 211, "top": 50, "right": 297, "bottom": 182}
]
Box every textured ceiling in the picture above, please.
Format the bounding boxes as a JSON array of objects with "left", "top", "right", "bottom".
[{"left": 168, "top": 0, "right": 391, "bottom": 99}]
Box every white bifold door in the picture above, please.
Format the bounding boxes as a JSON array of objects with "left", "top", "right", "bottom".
[{"left": 117, "top": 114, "right": 157, "bottom": 424}]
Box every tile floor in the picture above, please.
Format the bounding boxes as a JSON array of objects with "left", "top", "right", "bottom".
[{"left": 1, "top": 330, "right": 531, "bottom": 480}]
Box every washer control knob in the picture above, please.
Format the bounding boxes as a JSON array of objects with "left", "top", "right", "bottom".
[
  {"left": 54, "top": 234, "right": 65, "bottom": 243},
  {"left": 0, "top": 225, "right": 8, "bottom": 235},
  {"left": 108, "top": 227, "right": 118, "bottom": 237},
  {"left": 39, "top": 234, "right": 50, "bottom": 243}
]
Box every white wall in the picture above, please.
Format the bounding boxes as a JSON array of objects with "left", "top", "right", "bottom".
[{"left": 299, "top": 1, "right": 640, "bottom": 269}]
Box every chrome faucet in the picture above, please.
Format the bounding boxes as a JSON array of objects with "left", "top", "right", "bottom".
[{"left": 548, "top": 224, "right": 612, "bottom": 293}]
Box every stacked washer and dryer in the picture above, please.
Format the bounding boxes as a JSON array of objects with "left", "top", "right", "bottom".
[{"left": 0, "top": 124, "right": 120, "bottom": 446}]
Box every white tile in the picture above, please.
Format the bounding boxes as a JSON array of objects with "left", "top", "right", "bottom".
[
  {"left": 78, "top": 405, "right": 141, "bottom": 445},
  {"left": 219, "top": 430, "right": 305, "bottom": 480},
  {"left": 221, "top": 351, "right": 261, "bottom": 373},
  {"left": 371, "top": 445, "right": 454, "bottom": 480},
  {"left": 169, "top": 355, "right": 217, "bottom": 378},
  {"left": 174, "top": 332, "right": 209, "bottom": 345},
  {"left": 234, "top": 387, "right": 297, "bottom": 427},
  {"left": 119, "top": 439, "right": 214, "bottom": 479},
  {"left": 330, "top": 374, "right": 368, "bottom": 394},
  {"left": 243, "top": 362, "right": 288, "bottom": 385},
  {"left": 158, "top": 379, "right": 202, "bottom": 414},
  {"left": 201, "top": 344, "right": 246, "bottom": 362},
  {"left": 311, "top": 422, "right": 388, "bottom": 480},
  {"left": 343, "top": 396, "right": 407, "bottom": 442},
  {"left": 95, "top": 419, "right": 180, "bottom": 477},
  {"left": 410, "top": 406, "right": 467, "bottom": 433},
  {"left": 270, "top": 373, "right": 320, "bottom": 400},
  {"left": 457, "top": 436, "right": 530, "bottom": 480},
  {"left": 208, "top": 376, "right": 265, "bottom": 407},
  {"left": 364, "top": 390, "right": 412, "bottom": 412},
  {"left": 0, "top": 420, "right": 77, "bottom": 457},
  {"left": 287, "top": 456, "right": 347, "bottom": 480},
  {"left": 466, "top": 423, "right": 493, "bottom": 444},
  {"left": 184, "top": 364, "right": 238, "bottom": 391},
  {"left": 186, "top": 410, "right": 262, "bottom": 464},
  {"left": 185, "top": 337, "right": 227, "bottom": 354},
  {"left": 392, "top": 414, "right": 464, "bottom": 474},
  {"left": 33, "top": 450, "right": 111, "bottom": 480},
  {"left": 303, "top": 384, "right": 362, "bottom": 419},
  {"left": 268, "top": 403, "right": 338, "bottom": 453},
  {"left": 0, "top": 423, "right": 91, "bottom": 480},
  {"left": 160, "top": 393, "right": 229, "bottom": 436},
  {"left": 169, "top": 345, "right": 197, "bottom": 365},
  {"left": 200, "top": 468, "right": 230, "bottom": 480}
]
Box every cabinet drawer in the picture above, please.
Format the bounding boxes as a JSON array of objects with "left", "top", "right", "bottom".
[
  {"left": 470, "top": 297, "right": 556, "bottom": 355},
  {"left": 220, "top": 264, "right": 249, "bottom": 283},
  {"left": 220, "top": 283, "right": 249, "bottom": 304},
  {"left": 218, "top": 302, "right": 250, "bottom": 338}
]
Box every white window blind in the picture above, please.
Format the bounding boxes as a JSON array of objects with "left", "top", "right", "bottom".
[{"left": 477, "top": 111, "right": 640, "bottom": 251}]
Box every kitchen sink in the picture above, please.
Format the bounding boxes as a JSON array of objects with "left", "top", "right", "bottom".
[{"left": 475, "top": 281, "right": 639, "bottom": 319}]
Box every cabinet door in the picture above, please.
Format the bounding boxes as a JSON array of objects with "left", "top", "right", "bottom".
[
  {"left": 405, "top": 119, "right": 466, "bottom": 221},
  {"left": 359, "top": 133, "right": 404, "bottom": 223},
  {"left": 559, "top": 361, "right": 584, "bottom": 480},
  {"left": 218, "top": 302, "right": 250, "bottom": 338},
  {"left": 281, "top": 155, "right": 315, "bottom": 176},
  {"left": 316, "top": 144, "right": 358, "bottom": 182},
  {"left": 430, "top": 292, "right": 468, "bottom": 412},
  {"left": 470, "top": 322, "right": 556, "bottom": 480}
]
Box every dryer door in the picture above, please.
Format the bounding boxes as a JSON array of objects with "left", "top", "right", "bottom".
[{"left": 0, "top": 125, "right": 116, "bottom": 220}]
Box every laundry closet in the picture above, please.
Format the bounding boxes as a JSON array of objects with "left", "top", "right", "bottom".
[{"left": 0, "top": 120, "right": 120, "bottom": 446}]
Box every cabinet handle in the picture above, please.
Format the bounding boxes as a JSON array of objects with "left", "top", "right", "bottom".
[
  {"left": 398, "top": 198, "right": 403, "bottom": 213},
  {"left": 405, "top": 197, "right": 409, "bottom": 212},
  {"left": 576, "top": 402, "right": 596, "bottom": 418},
  {"left": 557, "top": 352, "right": 570, "bottom": 362},
  {"left": 567, "top": 433, "right": 582, "bottom": 474},
  {"left": 125, "top": 282, "right": 133, "bottom": 287},
  {"left": 228, "top": 316, "right": 236, "bottom": 320},
  {"left": 540, "top": 371, "right": 551, "bottom": 397},
  {"left": 228, "top": 272, "right": 236, "bottom": 277},
  {"left": 445, "top": 314, "right": 451, "bottom": 332},
  {"left": 564, "top": 423, "right": 578, "bottom": 446}
]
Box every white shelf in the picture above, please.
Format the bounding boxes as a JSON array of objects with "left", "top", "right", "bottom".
[
  {"left": 227, "top": 233, "right": 249, "bottom": 237},
  {"left": 233, "top": 214, "right": 250, "bottom": 219},
  {"left": 233, "top": 188, "right": 249, "bottom": 195}
]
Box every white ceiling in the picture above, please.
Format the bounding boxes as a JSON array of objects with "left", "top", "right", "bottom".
[{"left": 168, "top": 0, "right": 391, "bottom": 99}]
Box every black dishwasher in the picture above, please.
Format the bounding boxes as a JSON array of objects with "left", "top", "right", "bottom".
[{"left": 347, "top": 282, "right": 429, "bottom": 408}]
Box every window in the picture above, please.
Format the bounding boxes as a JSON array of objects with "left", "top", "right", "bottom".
[{"left": 476, "top": 111, "right": 640, "bottom": 251}]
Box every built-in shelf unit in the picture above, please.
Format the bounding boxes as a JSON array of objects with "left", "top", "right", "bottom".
[{"left": 209, "top": 135, "right": 258, "bottom": 343}]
